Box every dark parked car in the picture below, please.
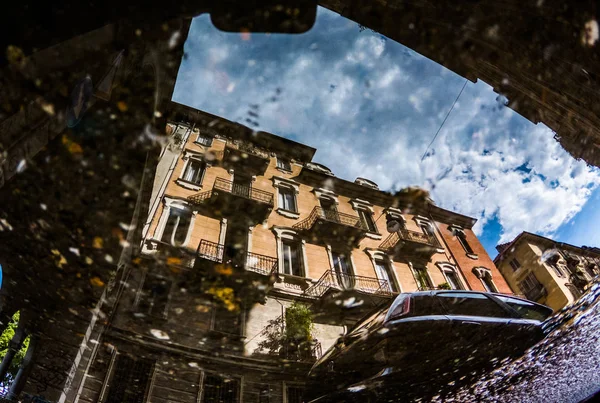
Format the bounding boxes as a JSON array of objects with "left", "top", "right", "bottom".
[{"left": 306, "top": 291, "right": 553, "bottom": 402}]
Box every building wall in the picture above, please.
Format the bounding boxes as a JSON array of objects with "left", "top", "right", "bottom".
[
  {"left": 143, "top": 120, "right": 510, "bottom": 300},
  {"left": 496, "top": 240, "right": 570, "bottom": 311},
  {"left": 71, "top": 117, "right": 513, "bottom": 402},
  {"left": 437, "top": 223, "right": 512, "bottom": 293},
  {"left": 495, "top": 235, "right": 600, "bottom": 311}
]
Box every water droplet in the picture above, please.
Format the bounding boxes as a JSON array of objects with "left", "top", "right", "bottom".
[
  {"left": 347, "top": 384, "right": 366, "bottom": 392},
  {"left": 150, "top": 329, "right": 170, "bottom": 340}
]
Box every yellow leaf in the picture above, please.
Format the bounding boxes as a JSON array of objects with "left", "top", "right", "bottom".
[
  {"left": 195, "top": 305, "right": 210, "bottom": 313},
  {"left": 215, "top": 264, "right": 233, "bottom": 276},
  {"left": 167, "top": 257, "right": 182, "bottom": 266},
  {"left": 90, "top": 277, "right": 105, "bottom": 287},
  {"left": 93, "top": 237, "right": 104, "bottom": 249},
  {"left": 117, "top": 101, "right": 128, "bottom": 112}
]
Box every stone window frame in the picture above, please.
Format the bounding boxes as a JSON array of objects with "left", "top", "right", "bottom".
[
  {"left": 365, "top": 249, "right": 402, "bottom": 293},
  {"left": 194, "top": 127, "right": 217, "bottom": 147},
  {"left": 276, "top": 157, "right": 293, "bottom": 173},
  {"left": 544, "top": 253, "right": 566, "bottom": 278},
  {"left": 210, "top": 305, "right": 246, "bottom": 337},
  {"left": 150, "top": 197, "right": 197, "bottom": 249},
  {"left": 473, "top": 267, "right": 498, "bottom": 293},
  {"left": 509, "top": 258, "right": 522, "bottom": 272},
  {"left": 98, "top": 351, "right": 157, "bottom": 403},
  {"left": 199, "top": 371, "right": 243, "bottom": 403},
  {"left": 313, "top": 187, "right": 339, "bottom": 204},
  {"left": 273, "top": 177, "right": 300, "bottom": 219},
  {"left": 414, "top": 215, "right": 445, "bottom": 253},
  {"left": 409, "top": 262, "right": 435, "bottom": 290},
  {"left": 132, "top": 271, "right": 174, "bottom": 320},
  {"left": 325, "top": 244, "right": 357, "bottom": 280},
  {"left": 171, "top": 123, "right": 191, "bottom": 147},
  {"left": 350, "top": 198, "right": 381, "bottom": 240},
  {"left": 314, "top": 188, "right": 340, "bottom": 218},
  {"left": 273, "top": 227, "right": 309, "bottom": 279},
  {"left": 449, "top": 224, "right": 478, "bottom": 260},
  {"left": 384, "top": 207, "right": 407, "bottom": 231},
  {"left": 435, "top": 262, "right": 466, "bottom": 290},
  {"left": 283, "top": 381, "right": 305, "bottom": 403},
  {"left": 175, "top": 150, "right": 211, "bottom": 191}
]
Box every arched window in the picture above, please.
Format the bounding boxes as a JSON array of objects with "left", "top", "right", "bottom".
[
  {"left": 366, "top": 250, "right": 400, "bottom": 293},
  {"left": 450, "top": 226, "right": 477, "bottom": 258},
  {"left": 414, "top": 216, "right": 442, "bottom": 249},
  {"left": 273, "top": 177, "right": 300, "bottom": 218},
  {"left": 546, "top": 254, "right": 565, "bottom": 277},
  {"left": 176, "top": 151, "right": 209, "bottom": 190},
  {"left": 411, "top": 264, "right": 433, "bottom": 291},
  {"left": 436, "top": 262, "right": 464, "bottom": 290},
  {"left": 274, "top": 228, "right": 307, "bottom": 277},
  {"left": 351, "top": 199, "right": 378, "bottom": 234},
  {"left": 158, "top": 201, "right": 193, "bottom": 247},
  {"left": 473, "top": 267, "right": 497, "bottom": 292},
  {"left": 328, "top": 248, "right": 354, "bottom": 289},
  {"left": 319, "top": 196, "right": 338, "bottom": 220}
]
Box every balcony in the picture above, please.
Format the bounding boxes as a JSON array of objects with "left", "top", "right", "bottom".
[
  {"left": 281, "top": 341, "right": 323, "bottom": 362},
  {"left": 214, "top": 141, "right": 270, "bottom": 173},
  {"left": 293, "top": 207, "right": 368, "bottom": 247},
  {"left": 196, "top": 239, "right": 278, "bottom": 276},
  {"left": 143, "top": 239, "right": 197, "bottom": 268},
  {"left": 188, "top": 178, "right": 274, "bottom": 222},
  {"left": 193, "top": 240, "right": 279, "bottom": 304},
  {"left": 380, "top": 229, "right": 442, "bottom": 261},
  {"left": 304, "top": 270, "right": 395, "bottom": 323}
]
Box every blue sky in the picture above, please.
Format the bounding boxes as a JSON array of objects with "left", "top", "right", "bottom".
[{"left": 173, "top": 7, "right": 600, "bottom": 257}]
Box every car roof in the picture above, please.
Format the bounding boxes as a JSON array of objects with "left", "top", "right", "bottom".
[{"left": 397, "top": 290, "right": 553, "bottom": 311}]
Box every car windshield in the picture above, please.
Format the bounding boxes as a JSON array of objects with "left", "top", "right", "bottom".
[
  {"left": 1, "top": 2, "right": 600, "bottom": 403},
  {"left": 495, "top": 295, "right": 553, "bottom": 321}
]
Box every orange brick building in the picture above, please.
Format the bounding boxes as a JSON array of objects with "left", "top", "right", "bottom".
[{"left": 64, "top": 102, "right": 510, "bottom": 403}]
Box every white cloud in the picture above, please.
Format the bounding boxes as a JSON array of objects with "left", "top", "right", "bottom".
[{"left": 174, "top": 9, "right": 600, "bottom": 248}]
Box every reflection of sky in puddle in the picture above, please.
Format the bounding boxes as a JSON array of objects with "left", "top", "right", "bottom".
[{"left": 173, "top": 7, "right": 600, "bottom": 256}]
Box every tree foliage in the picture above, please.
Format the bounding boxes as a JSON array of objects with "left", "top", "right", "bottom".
[
  {"left": 0, "top": 312, "right": 30, "bottom": 383},
  {"left": 255, "top": 301, "right": 315, "bottom": 359}
]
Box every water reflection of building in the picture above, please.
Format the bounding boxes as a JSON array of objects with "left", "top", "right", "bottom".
[
  {"left": 0, "top": 15, "right": 191, "bottom": 402},
  {"left": 62, "top": 103, "right": 510, "bottom": 403},
  {"left": 495, "top": 232, "right": 600, "bottom": 311}
]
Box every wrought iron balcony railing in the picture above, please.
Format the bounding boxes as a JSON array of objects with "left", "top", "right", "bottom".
[
  {"left": 144, "top": 240, "right": 197, "bottom": 268},
  {"left": 304, "top": 270, "right": 394, "bottom": 298},
  {"left": 187, "top": 178, "right": 274, "bottom": 206},
  {"left": 197, "top": 239, "right": 225, "bottom": 262},
  {"left": 214, "top": 177, "right": 274, "bottom": 205},
  {"left": 282, "top": 341, "right": 323, "bottom": 362},
  {"left": 293, "top": 207, "right": 368, "bottom": 231},
  {"left": 245, "top": 251, "right": 278, "bottom": 276},
  {"left": 380, "top": 229, "right": 441, "bottom": 250},
  {"left": 196, "top": 240, "right": 278, "bottom": 276}
]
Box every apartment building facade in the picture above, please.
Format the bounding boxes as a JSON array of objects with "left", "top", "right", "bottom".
[
  {"left": 64, "top": 103, "right": 510, "bottom": 403},
  {"left": 495, "top": 232, "right": 600, "bottom": 311}
]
